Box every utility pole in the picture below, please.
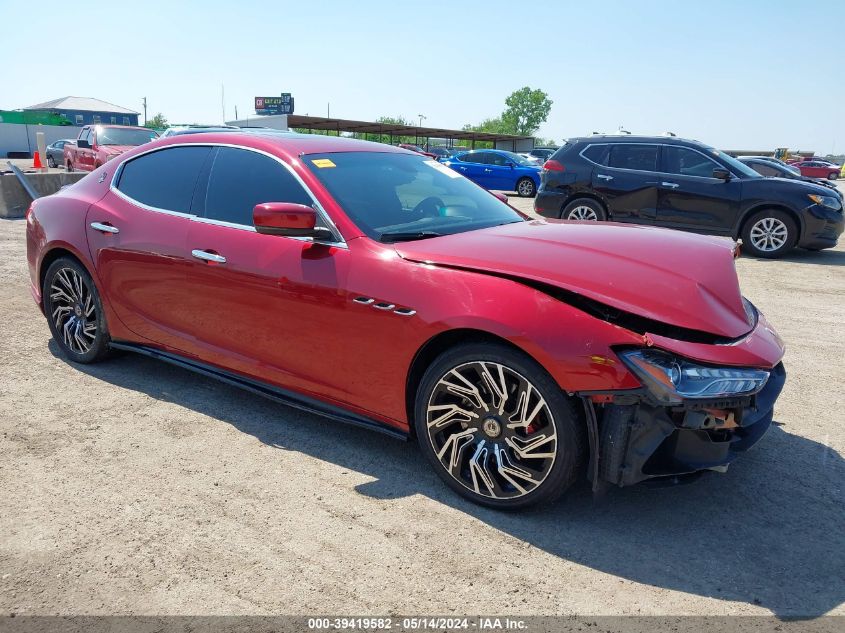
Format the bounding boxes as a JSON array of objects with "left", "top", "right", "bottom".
[
  {"left": 142, "top": 97, "right": 147, "bottom": 126},
  {"left": 418, "top": 114, "right": 426, "bottom": 127},
  {"left": 221, "top": 84, "right": 225, "bottom": 123},
  {"left": 327, "top": 102, "right": 330, "bottom": 118}
]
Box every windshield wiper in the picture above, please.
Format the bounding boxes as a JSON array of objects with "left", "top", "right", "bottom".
[{"left": 378, "top": 230, "right": 443, "bottom": 243}]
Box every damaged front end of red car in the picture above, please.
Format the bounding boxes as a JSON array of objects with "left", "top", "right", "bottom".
[{"left": 579, "top": 305, "right": 786, "bottom": 489}]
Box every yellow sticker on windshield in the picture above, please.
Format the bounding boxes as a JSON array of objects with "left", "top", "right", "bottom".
[{"left": 311, "top": 158, "right": 336, "bottom": 168}]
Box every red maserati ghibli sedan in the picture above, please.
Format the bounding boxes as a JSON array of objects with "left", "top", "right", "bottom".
[{"left": 26, "top": 132, "right": 786, "bottom": 509}]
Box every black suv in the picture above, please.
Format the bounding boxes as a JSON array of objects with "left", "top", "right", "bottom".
[{"left": 535, "top": 135, "right": 844, "bottom": 258}]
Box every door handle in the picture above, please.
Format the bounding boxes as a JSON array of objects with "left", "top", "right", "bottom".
[
  {"left": 661, "top": 182, "right": 680, "bottom": 189},
  {"left": 191, "top": 249, "right": 227, "bottom": 264},
  {"left": 484, "top": 169, "right": 492, "bottom": 172},
  {"left": 90, "top": 222, "right": 119, "bottom": 234},
  {"left": 596, "top": 174, "right": 614, "bottom": 181}
]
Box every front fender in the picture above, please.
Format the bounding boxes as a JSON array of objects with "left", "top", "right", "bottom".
[
  {"left": 732, "top": 201, "right": 806, "bottom": 239},
  {"left": 419, "top": 279, "right": 646, "bottom": 394}
]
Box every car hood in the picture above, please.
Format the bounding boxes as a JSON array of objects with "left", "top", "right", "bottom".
[
  {"left": 100, "top": 145, "right": 136, "bottom": 155},
  {"left": 762, "top": 176, "right": 841, "bottom": 196},
  {"left": 394, "top": 220, "right": 752, "bottom": 339}
]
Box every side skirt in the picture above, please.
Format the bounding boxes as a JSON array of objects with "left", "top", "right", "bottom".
[{"left": 109, "top": 342, "right": 409, "bottom": 441}]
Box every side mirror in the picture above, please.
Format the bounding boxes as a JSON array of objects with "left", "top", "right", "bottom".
[
  {"left": 253, "top": 202, "right": 335, "bottom": 240},
  {"left": 712, "top": 168, "right": 731, "bottom": 180},
  {"left": 77, "top": 139, "right": 91, "bottom": 149}
]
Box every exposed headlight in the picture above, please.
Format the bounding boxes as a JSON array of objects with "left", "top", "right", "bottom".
[
  {"left": 618, "top": 349, "right": 770, "bottom": 404},
  {"left": 808, "top": 194, "right": 842, "bottom": 210},
  {"left": 742, "top": 297, "right": 758, "bottom": 327}
]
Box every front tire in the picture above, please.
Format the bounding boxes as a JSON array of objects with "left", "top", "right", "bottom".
[
  {"left": 516, "top": 177, "right": 536, "bottom": 198},
  {"left": 43, "top": 257, "right": 111, "bottom": 363},
  {"left": 828, "top": 172, "right": 838, "bottom": 181},
  {"left": 741, "top": 209, "right": 797, "bottom": 259},
  {"left": 414, "top": 342, "right": 585, "bottom": 510},
  {"left": 66, "top": 161, "right": 73, "bottom": 173},
  {"left": 48, "top": 155, "right": 57, "bottom": 168},
  {"left": 562, "top": 197, "right": 607, "bottom": 221}
]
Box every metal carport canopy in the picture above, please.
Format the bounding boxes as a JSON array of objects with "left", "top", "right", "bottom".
[{"left": 284, "top": 114, "right": 534, "bottom": 146}]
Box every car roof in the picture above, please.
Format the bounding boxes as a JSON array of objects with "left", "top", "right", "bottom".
[
  {"left": 460, "top": 148, "right": 513, "bottom": 154},
  {"left": 147, "top": 131, "right": 411, "bottom": 156},
  {"left": 741, "top": 157, "right": 789, "bottom": 168},
  {"left": 569, "top": 134, "right": 708, "bottom": 147},
  {"left": 166, "top": 127, "right": 244, "bottom": 135}
]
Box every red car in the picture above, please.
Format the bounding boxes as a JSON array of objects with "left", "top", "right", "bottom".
[
  {"left": 398, "top": 143, "right": 438, "bottom": 159},
  {"left": 64, "top": 124, "right": 159, "bottom": 172},
  {"left": 793, "top": 160, "right": 840, "bottom": 180},
  {"left": 26, "top": 132, "right": 786, "bottom": 509}
]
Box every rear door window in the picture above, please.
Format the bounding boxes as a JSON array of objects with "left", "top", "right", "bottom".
[
  {"left": 116, "top": 146, "right": 212, "bottom": 213},
  {"left": 203, "top": 147, "right": 312, "bottom": 226},
  {"left": 608, "top": 144, "right": 659, "bottom": 171}
]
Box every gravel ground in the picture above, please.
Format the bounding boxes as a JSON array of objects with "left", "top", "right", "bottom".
[{"left": 1, "top": 191, "right": 843, "bottom": 618}]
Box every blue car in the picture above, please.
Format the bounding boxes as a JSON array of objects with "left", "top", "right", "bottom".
[{"left": 442, "top": 150, "right": 541, "bottom": 197}]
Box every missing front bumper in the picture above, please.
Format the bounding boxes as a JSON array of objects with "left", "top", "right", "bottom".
[{"left": 592, "top": 363, "right": 786, "bottom": 487}]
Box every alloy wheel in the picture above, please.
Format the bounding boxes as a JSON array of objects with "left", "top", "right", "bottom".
[
  {"left": 567, "top": 205, "right": 599, "bottom": 221},
  {"left": 749, "top": 217, "right": 788, "bottom": 252},
  {"left": 425, "top": 361, "right": 558, "bottom": 500},
  {"left": 517, "top": 179, "right": 535, "bottom": 197},
  {"left": 49, "top": 267, "right": 98, "bottom": 354}
]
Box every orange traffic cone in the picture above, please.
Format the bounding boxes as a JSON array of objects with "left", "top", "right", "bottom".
[{"left": 32, "top": 151, "right": 43, "bottom": 169}]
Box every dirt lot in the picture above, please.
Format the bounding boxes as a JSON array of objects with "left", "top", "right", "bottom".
[{"left": 1, "top": 192, "right": 843, "bottom": 618}]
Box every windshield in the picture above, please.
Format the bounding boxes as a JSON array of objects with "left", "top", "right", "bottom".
[
  {"left": 96, "top": 127, "right": 159, "bottom": 146},
  {"left": 305, "top": 152, "right": 524, "bottom": 241},
  {"left": 705, "top": 147, "right": 761, "bottom": 178}
]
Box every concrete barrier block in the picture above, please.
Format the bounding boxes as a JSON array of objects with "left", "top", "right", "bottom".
[{"left": 0, "top": 172, "right": 86, "bottom": 218}]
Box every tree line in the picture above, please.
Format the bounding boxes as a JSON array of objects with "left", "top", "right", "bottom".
[{"left": 295, "top": 86, "right": 555, "bottom": 148}]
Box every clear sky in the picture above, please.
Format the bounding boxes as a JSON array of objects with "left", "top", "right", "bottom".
[{"left": 1, "top": 0, "right": 843, "bottom": 152}]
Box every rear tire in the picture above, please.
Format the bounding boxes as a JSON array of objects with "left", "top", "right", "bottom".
[
  {"left": 414, "top": 342, "right": 585, "bottom": 510},
  {"left": 66, "top": 161, "right": 73, "bottom": 173},
  {"left": 562, "top": 197, "right": 607, "bottom": 221},
  {"left": 741, "top": 209, "right": 798, "bottom": 259},
  {"left": 48, "top": 155, "right": 57, "bottom": 168},
  {"left": 43, "top": 257, "right": 111, "bottom": 364},
  {"left": 516, "top": 177, "right": 536, "bottom": 198}
]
